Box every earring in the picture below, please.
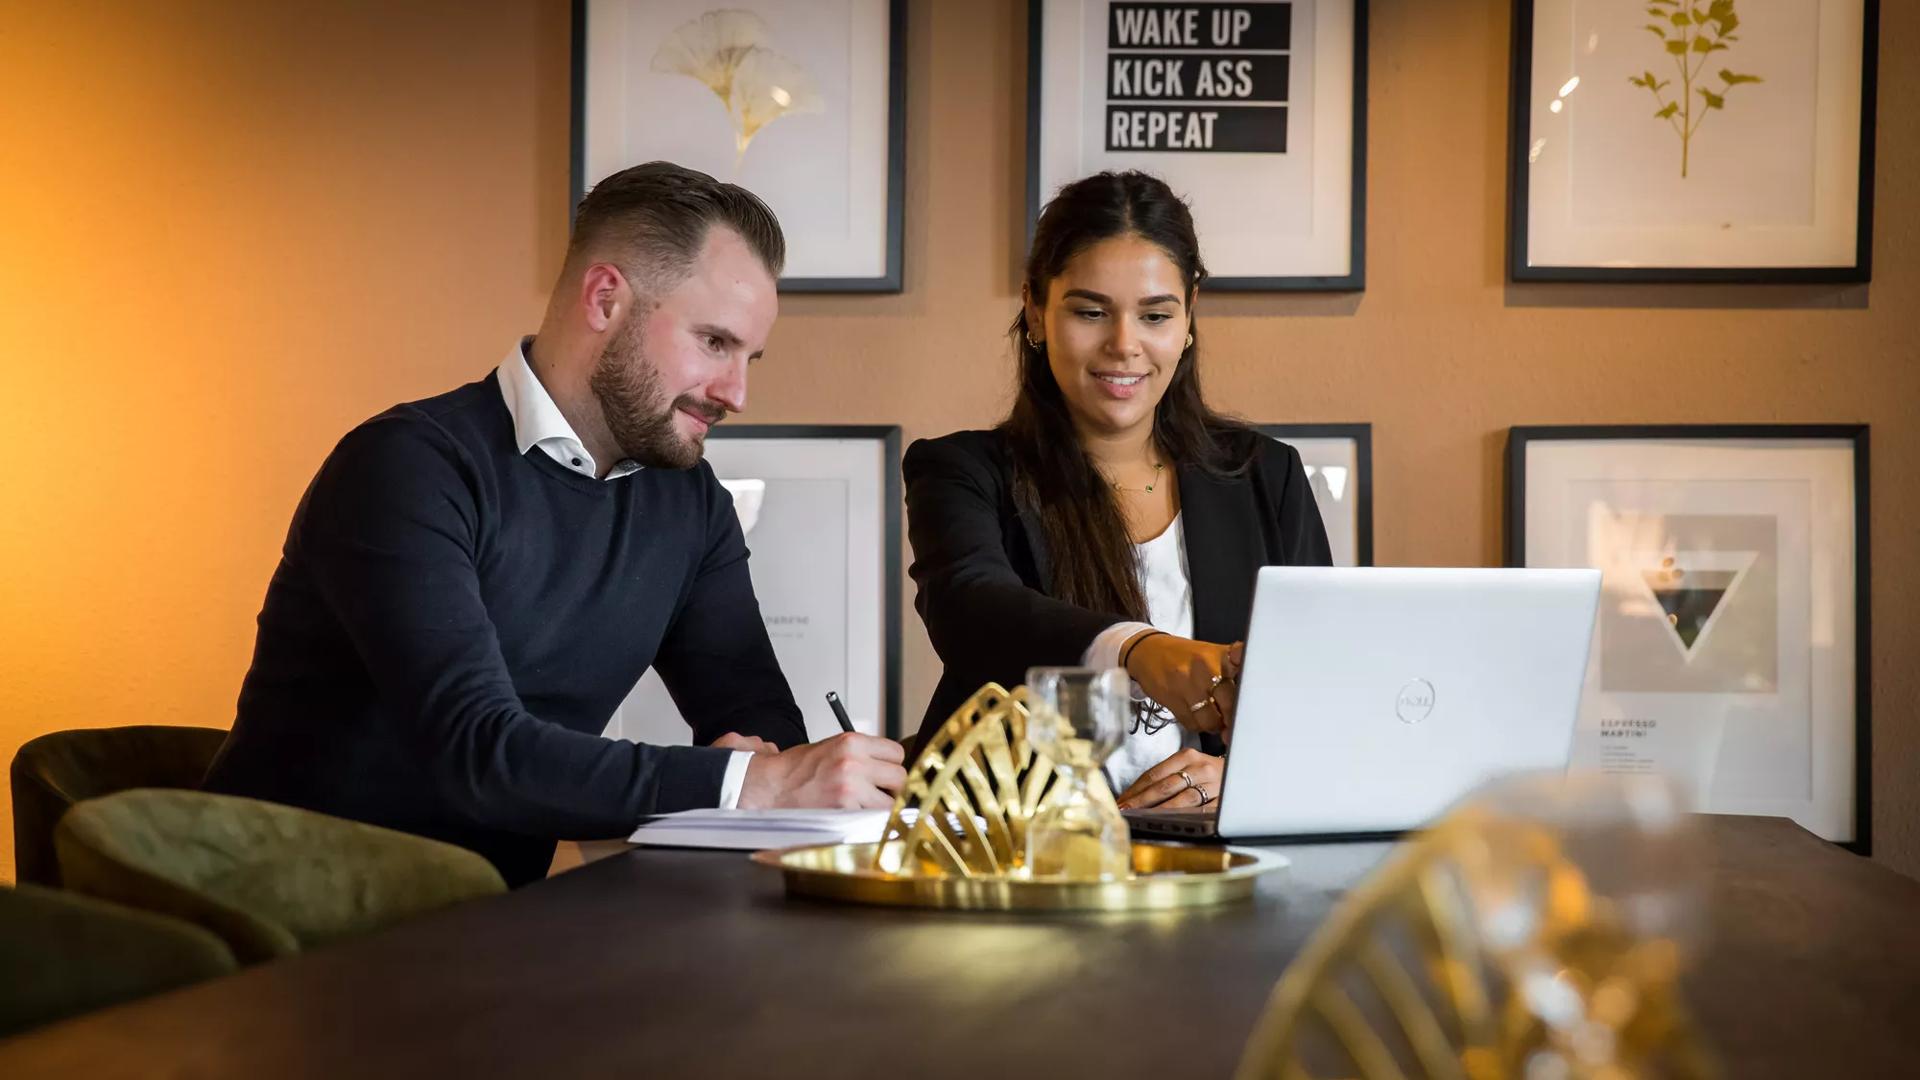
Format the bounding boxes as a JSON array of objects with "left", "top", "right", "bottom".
[
  {"left": 1184, "top": 333, "right": 1194, "bottom": 350},
  {"left": 1026, "top": 331, "right": 1044, "bottom": 351}
]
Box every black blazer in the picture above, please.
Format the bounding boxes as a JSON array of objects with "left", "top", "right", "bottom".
[{"left": 904, "top": 427, "right": 1333, "bottom": 750}]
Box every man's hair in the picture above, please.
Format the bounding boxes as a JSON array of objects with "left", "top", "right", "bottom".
[{"left": 566, "top": 161, "right": 785, "bottom": 294}]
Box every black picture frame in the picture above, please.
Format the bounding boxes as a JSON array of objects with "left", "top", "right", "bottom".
[
  {"left": 1025, "top": 0, "right": 1369, "bottom": 291},
  {"left": 571, "top": 0, "right": 908, "bottom": 293},
  {"left": 1505, "top": 424, "right": 1871, "bottom": 855},
  {"left": 1257, "top": 422, "right": 1373, "bottom": 566},
  {"left": 1506, "top": 0, "right": 1880, "bottom": 284},
  {"left": 706, "top": 425, "right": 904, "bottom": 738}
]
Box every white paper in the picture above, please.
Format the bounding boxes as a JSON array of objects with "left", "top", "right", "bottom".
[{"left": 629, "top": 808, "right": 891, "bottom": 850}]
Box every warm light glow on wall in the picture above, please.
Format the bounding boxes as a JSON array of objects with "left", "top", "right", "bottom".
[{"left": 0, "top": 1, "right": 564, "bottom": 880}]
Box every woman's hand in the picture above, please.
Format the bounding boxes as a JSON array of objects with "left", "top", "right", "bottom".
[
  {"left": 1123, "top": 632, "right": 1245, "bottom": 734},
  {"left": 1115, "top": 748, "right": 1224, "bottom": 810}
]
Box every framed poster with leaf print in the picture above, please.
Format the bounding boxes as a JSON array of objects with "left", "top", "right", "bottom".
[
  {"left": 1508, "top": 0, "right": 1878, "bottom": 282},
  {"left": 574, "top": 0, "right": 907, "bottom": 291}
]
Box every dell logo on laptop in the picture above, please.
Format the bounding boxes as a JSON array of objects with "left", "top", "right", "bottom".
[{"left": 1395, "top": 679, "right": 1436, "bottom": 724}]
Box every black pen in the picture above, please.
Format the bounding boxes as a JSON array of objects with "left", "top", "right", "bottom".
[{"left": 824, "top": 691, "right": 857, "bottom": 735}]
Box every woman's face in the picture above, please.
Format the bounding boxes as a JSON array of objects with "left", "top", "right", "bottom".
[{"left": 1027, "top": 233, "right": 1192, "bottom": 442}]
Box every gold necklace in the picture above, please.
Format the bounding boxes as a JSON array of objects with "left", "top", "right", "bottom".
[{"left": 1109, "top": 460, "right": 1165, "bottom": 494}]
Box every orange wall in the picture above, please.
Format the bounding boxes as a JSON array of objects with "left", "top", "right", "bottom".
[{"left": 3, "top": 0, "right": 1915, "bottom": 881}]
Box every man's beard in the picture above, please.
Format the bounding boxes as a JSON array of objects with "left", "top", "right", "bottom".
[{"left": 588, "top": 323, "right": 723, "bottom": 470}]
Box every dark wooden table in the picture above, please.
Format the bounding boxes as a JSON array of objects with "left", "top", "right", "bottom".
[{"left": 4, "top": 817, "right": 1917, "bottom": 1077}]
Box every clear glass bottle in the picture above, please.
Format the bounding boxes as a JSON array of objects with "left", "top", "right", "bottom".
[{"left": 1023, "top": 666, "right": 1132, "bottom": 881}]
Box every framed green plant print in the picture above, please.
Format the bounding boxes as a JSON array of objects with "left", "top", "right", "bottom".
[{"left": 1507, "top": 0, "right": 1879, "bottom": 282}]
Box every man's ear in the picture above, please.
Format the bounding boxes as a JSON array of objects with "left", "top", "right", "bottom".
[{"left": 580, "top": 262, "right": 629, "bottom": 334}]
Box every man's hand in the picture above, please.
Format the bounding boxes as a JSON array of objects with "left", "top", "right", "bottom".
[
  {"left": 713, "top": 732, "right": 782, "bottom": 756},
  {"left": 736, "top": 732, "right": 907, "bottom": 810}
]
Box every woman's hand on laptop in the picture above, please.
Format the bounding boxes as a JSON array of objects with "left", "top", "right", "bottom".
[
  {"left": 1123, "top": 633, "right": 1242, "bottom": 734},
  {"left": 1115, "top": 749, "right": 1223, "bottom": 810}
]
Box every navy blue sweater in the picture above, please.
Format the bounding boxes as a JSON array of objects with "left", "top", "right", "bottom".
[{"left": 205, "top": 374, "right": 807, "bottom": 885}]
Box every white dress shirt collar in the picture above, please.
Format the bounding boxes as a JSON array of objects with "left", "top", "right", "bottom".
[{"left": 497, "top": 337, "right": 642, "bottom": 481}]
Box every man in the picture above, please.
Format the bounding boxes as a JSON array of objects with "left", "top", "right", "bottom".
[{"left": 205, "top": 162, "right": 906, "bottom": 886}]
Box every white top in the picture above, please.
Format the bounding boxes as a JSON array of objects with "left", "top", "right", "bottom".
[
  {"left": 495, "top": 339, "right": 751, "bottom": 810},
  {"left": 1087, "top": 514, "right": 1200, "bottom": 793}
]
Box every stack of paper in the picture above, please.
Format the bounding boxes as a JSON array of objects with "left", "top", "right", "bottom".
[{"left": 628, "top": 808, "right": 893, "bottom": 851}]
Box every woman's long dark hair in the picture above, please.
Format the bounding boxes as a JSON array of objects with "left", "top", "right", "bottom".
[{"left": 1003, "top": 171, "right": 1250, "bottom": 623}]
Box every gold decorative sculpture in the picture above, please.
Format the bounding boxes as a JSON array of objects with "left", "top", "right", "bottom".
[
  {"left": 872, "top": 682, "right": 1069, "bottom": 878},
  {"left": 1237, "top": 774, "right": 1715, "bottom": 1079},
  {"left": 751, "top": 681, "right": 1287, "bottom": 911}
]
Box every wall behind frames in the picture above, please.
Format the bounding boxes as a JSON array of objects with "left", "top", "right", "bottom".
[{"left": 1, "top": 0, "right": 1914, "bottom": 880}]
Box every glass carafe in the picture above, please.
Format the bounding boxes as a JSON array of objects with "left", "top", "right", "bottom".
[{"left": 1023, "top": 666, "right": 1131, "bottom": 881}]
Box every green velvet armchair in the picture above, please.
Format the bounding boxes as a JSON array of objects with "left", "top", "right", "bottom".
[
  {"left": 0, "top": 882, "right": 237, "bottom": 1037},
  {"left": 55, "top": 788, "right": 507, "bottom": 965},
  {"left": 10, "top": 724, "right": 230, "bottom": 887}
]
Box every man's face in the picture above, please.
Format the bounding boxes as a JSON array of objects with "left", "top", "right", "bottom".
[{"left": 589, "top": 226, "right": 778, "bottom": 469}]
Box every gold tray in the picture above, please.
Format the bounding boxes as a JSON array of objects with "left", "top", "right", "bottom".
[{"left": 751, "top": 840, "right": 1289, "bottom": 912}]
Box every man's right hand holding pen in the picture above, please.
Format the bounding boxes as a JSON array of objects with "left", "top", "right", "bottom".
[
  {"left": 733, "top": 733, "right": 905, "bottom": 809},
  {"left": 726, "top": 689, "right": 905, "bottom": 809}
]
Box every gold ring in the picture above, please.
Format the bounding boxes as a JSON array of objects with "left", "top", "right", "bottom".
[
  {"left": 1177, "top": 769, "right": 1195, "bottom": 792},
  {"left": 1189, "top": 698, "right": 1210, "bottom": 714}
]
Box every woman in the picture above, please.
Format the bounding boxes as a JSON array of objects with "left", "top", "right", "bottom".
[{"left": 904, "top": 170, "right": 1332, "bottom": 811}]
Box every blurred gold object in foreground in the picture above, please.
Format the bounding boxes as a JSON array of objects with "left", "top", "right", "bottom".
[{"left": 1238, "top": 773, "right": 1716, "bottom": 1080}]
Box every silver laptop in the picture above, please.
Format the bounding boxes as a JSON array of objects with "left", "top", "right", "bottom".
[{"left": 1125, "top": 566, "right": 1601, "bottom": 841}]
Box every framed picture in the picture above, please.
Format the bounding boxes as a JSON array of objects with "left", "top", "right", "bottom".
[
  {"left": 1507, "top": 0, "right": 1879, "bottom": 282},
  {"left": 573, "top": 0, "right": 907, "bottom": 291},
  {"left": 1258, "top": 423, "right": 1372, "bottom": 566},
  {"left": 1506, "top": 425, "right": 1869, "bottom": 851},
  {"left": 608, "top": 426, "right": 904, "bottom": 744},
  {"left": 1027, "top": 1, "right": 1368, "bottom": 290}
]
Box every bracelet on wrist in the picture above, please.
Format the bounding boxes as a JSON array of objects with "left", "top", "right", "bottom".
[{"left": 1119, "top": 629, "right": 1168, "bottom": 670}]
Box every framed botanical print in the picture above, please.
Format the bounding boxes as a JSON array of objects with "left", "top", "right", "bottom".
[
  {"left": 1507, "top": 425, "right": 1869, "bottom": 850},
  {"left": 1258, "top": 423, "right": 1372, "bottom": 567},
  {"left": 1027, "top": 0, "right": 1368, "bottom": 289},
  {"left": 1508, "top": 0, "right": 1879, "bottom": 282},
  {"left": 608, "top": 426, "right": 904, "bottom": 744},
  {"left": 574, "top": 0, "right": 907, "bottom": 291}
]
